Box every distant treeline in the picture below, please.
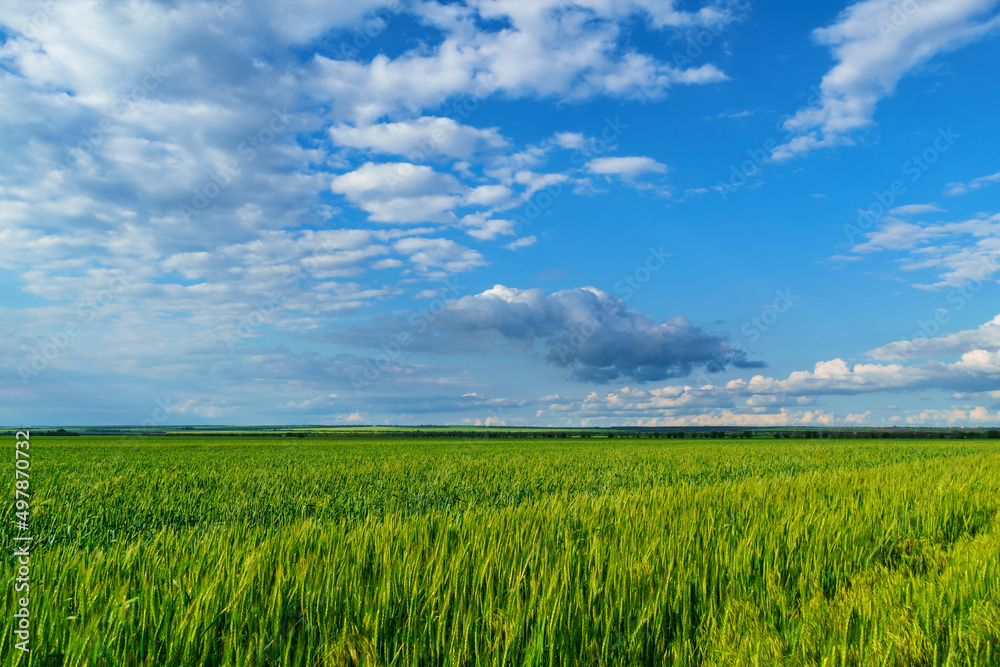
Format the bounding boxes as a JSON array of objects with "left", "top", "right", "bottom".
[
  {"left": 2, "top": 428, "right": 80, "bottom": 436},
  {"left": 7, "top": 428, "right": 1000, "bottom": 439}
]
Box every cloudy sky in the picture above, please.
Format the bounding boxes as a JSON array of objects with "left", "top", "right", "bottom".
[{"left": 2, "top": 0, "right": 1000, "bottom": 427}]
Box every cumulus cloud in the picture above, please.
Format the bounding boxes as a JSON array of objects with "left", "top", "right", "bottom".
[
  {"left": 361, "top": 284, "right": 762, "bottom": 382},
  {"left": 0, "top": 0, "right": 736, "bottom": 303},
  {"left": 726, "top": 354, "right": 1000, "bottom": 396},
  {"left": 773, "top": 0, "right": 1000, "bottom": 160},
  {"left": 327, "top": 162, "right": 517, "bottom": 232},
  {"left": 330, "top": 162, "right": 464, "bottom": 223},
  {"left": 868, "top": 314, "right": 1000, "bottom": 360},
  {"left": 313, "top": 0, "right": 737, "bottom": 121},
  {"left": 532, "top": 346, "right": 1000, "bottom": 426},
  {"left": 904, "top": 407, "right": 1000, "bottom": 424}
]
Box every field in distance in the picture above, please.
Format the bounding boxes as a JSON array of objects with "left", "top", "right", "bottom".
[{"left": 3, "top": 436, "right": 998, "bottom": 665}]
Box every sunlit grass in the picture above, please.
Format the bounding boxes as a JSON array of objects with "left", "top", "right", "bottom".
[{"left": 3, "top": 437, "right": 998, "bottom": 665}]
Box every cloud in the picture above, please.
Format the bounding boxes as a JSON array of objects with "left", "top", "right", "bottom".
[
  {"left": 868, "top": 314, "right": 1000, "bottom": 360},
  {"left": 504, "top": 236, "right": 537, "bottom": 250},
  {"left": 844, "top": 410, "right": 873, "bottom": 423},
  {"left": 393, "top": 237, "right": 486, "bottom": 274},
  {"left": 553, "top": 132, "right": 586, "bottom": 149},
  {"left": 330, "top": 162, "right": 464, "bottom": 223},
  {"left": 712, "top": 109, "right": 754, "bottom": 120},
  {"left": 463, "top": 185, "right": 514, "bottom": 207},
  {"left": 532, "top": 346, "right": 1000, "bottom": 425},
  {"left": 772, "top": 0, "right": 1000, "bottom": 160},
  {"left": 460, "top": 216, "right": 515, "bottom": 241},
  {"left": 312, "top": 0, "right": 737, "bottom": 122},
  {"left": 945, "top": 170, "right": 1000, "bottom": 196},
  {"left": 585, "top": 156, "right": 668, "bottom": 177},
  {"left": 904, "top": 407, "right": 1000, "bottom": 424},
  {"left": 729, "top": 354, "right": 1000, "bottom": 395},
  {"left": 848, "top": 211, "right": 1000, "bottom": 288},
  {"left": 330, "top": 117, "right": 508, "bottom": 159},
  {"left": 367, "top": 284, "right": 761, "bottom": 382},
  {"left": 889, "top": 203, "right": 944, "bottom": 216}
]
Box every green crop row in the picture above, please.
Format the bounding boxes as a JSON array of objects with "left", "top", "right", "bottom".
[{"left": 2, "top": 437, "right": 998, "bottom": 666}]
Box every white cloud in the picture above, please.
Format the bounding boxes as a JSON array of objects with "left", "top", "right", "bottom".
[
  {"left": 845, "top": 410, "right": 873, "bottom": 423},
  {"left": 504, "top": 236, "right": 537, "bottom": 250},
  {"left": 0, "top": 0, "right": 746, "bottom": 425},
  {"left": 713, "top": 109, "right": 753, "bottom": 120},
  {"left": 330, "top": 162, "right": 460, "bottom": 200},
  {"left": 586, "top": 156, "right": 668, "bottom": 177},
  {"left": 371, "top": 258, "right": 404, "bottom": 270},
  {"left": 945, "top": 170, "right": 1000, "bottom": 196},
  {"left": 393, "top": 237, "right": 486, "bottom": 273},
  {"left": 254, "top": 0, "right": 401, "bottom": 45},
  {"left": 889, "top": 203, "right": 944, "bottom": 216},
  {"left": 464, "top": 185, "right": 513, "bottom": 207},
  {"left": 312, "top": 0, "right": 737, "bottom": 122},
  {"left": 532, "top": 348, "right": 1000, "bottom": 425},
  {"left": 869, "top": 314, "right": 1000, "bottom": 360},
  {"left": 552, "top": 132, "right": 586, "bottom": 149},
  {"left": 458, "top": 214, "right": 515, "bottom": 241},
  {"left": 330, "top": 116, "right": 508, "bottom": 159},
  {"left": 330, "top": 162, "right": 464, "bottom": 223},
  {"left": 773, "top": 0, "right": 1000, "bottom": 160},
  {"left": 849, "top": 211, "right": 1000, "bottom": 288},
  {"left": 904, "top": 407, "right": 1000, "bottom": 424}
]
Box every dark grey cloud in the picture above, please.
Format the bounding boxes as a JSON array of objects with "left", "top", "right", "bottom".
[{"left": 348, "top": 285, "right": 764, "bottom": 383}]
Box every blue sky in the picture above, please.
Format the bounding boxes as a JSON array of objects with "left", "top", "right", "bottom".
[{"left": 2, "top": 0, "right": 1000, "bottom": 427}]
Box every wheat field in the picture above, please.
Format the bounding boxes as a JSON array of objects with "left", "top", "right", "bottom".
[{"left": 3, "top": 436, "right": 998, "bottom": 665}]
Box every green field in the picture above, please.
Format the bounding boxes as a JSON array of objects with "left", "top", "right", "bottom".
[{"left": 3, "top": 436, "right": 999, "bottom": 665}]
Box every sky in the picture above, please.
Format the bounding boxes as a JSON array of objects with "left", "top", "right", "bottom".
[{"left": 2, "top": 0, "right": 1000, "bottom": 428}]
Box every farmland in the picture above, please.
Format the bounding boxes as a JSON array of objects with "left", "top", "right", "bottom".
[{"left": 3, "top": 436, "right": 999, "bottom": 665}]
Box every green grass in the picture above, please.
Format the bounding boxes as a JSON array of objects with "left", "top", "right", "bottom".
[{"left": 3, "top": 437, "right": 999, "bottom": 665}]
